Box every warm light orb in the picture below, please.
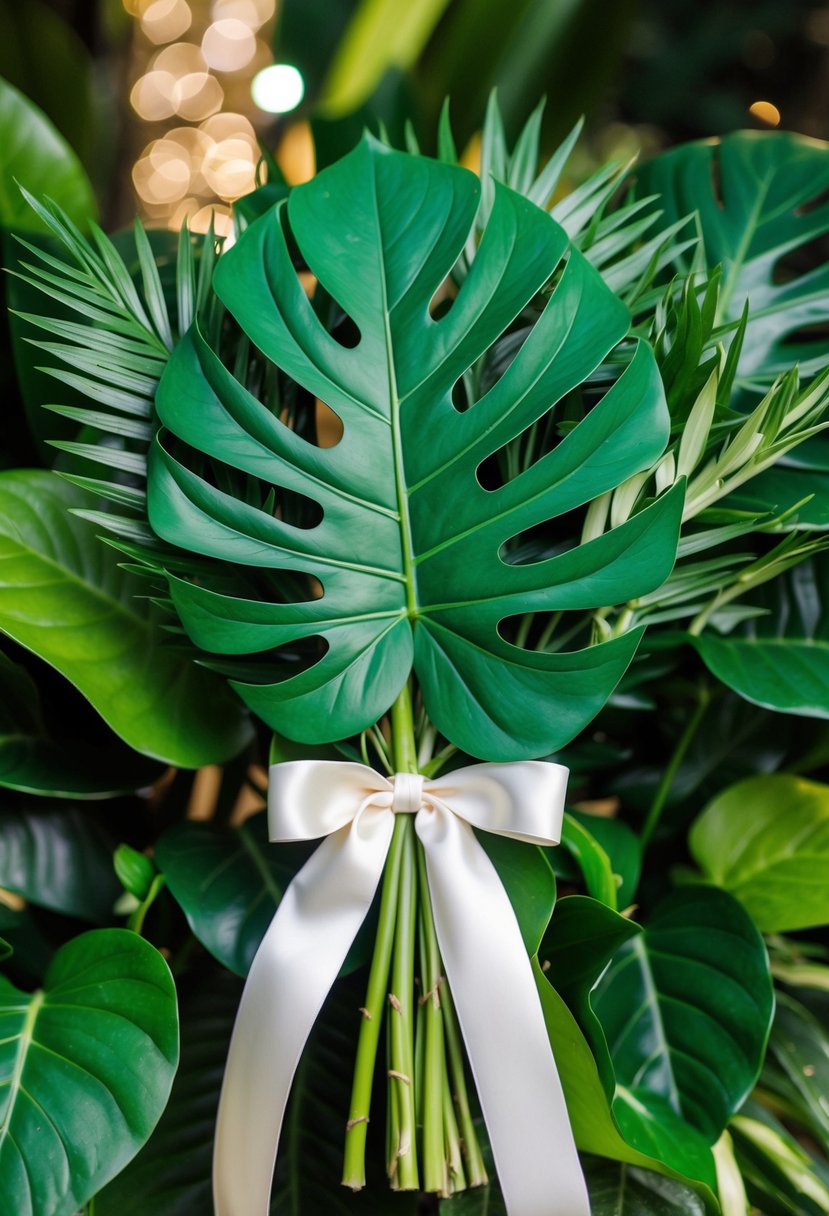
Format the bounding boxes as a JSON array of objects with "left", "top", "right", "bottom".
[
  {"left": 251, "top": 63, "right": 304, "bottom": 114},
  {"left": 202, "top": 18, "right": 257, "bottom": 72},
  {"left": 749, "top": 99, "right": 781, "bottom": 127},
  {"left": 141, "top": 0, "right": 191, "bottom": 44}
]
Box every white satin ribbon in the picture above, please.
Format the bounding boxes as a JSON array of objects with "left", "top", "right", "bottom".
[{"left": 213, "top": 760, "right": 591, "bottom": 1216}]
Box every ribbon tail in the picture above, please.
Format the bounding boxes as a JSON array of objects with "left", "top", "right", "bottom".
[
  {"left": 213, "top": 811, "right": 393, "bottom": 1216},
  {"left": 417, "top": 809, "right": 591, "bottom": 1216}
]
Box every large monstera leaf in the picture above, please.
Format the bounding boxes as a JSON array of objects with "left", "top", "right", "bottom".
[
  {"left": 635, "top": 131, "right": 829, "bottom": 388},
  {"left": 149, "top": 135, "right": 682, "bottom": 758}
]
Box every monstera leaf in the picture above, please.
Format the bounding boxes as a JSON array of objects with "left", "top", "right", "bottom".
[
  {"left": 635, "top": 130, "right": 829, "bottom": 388},
  {"left": 149, "top": 135, "right": 683, "bottom": 758}
]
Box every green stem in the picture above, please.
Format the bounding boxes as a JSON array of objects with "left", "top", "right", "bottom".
[
  {"left": 640, "top": 683, "right": 710, "bottom": 851},
  {"left": 388, "top": 819, "right": 419, "bottom": 1189},
  {"left": 342, "top": 815, "right": 408, "bottom": 1189},
  {"left": 128, "top": 873, "right": 166, "bottom": 936},
  {"left": 441, "top": 983, "right": 488, "bottom": 1187},
  {"left": 416, "top": 846, "right": 446, "bottom": 1194}
]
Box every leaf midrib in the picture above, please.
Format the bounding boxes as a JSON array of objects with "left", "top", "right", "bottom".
[
  {"left": 370, "top": 160, "right": 419, "bottom": 617},
  {"left": 630, "top": 936, "right": 681, "bottom": 1113},
  {"left": 0, "top": 989, "right": 44, "bottom": 1156}
]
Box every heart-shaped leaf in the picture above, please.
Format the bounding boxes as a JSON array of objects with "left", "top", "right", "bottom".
[
  {"left": 0, "top": 470, "right": 252, "bottom": 767},
  {"left": 690, "top": 773, "right": 829, "bottom": 933},
  {"left": 155, "top": 813, "right": 315, "bottom": 977},
  {"left": 533, "top": 961, "right": 719, "bottom": 1203},
  {"left": 149, "top": 135, "right": 683, "bottom": 760},
  {"left": 0, "top": 928, "right": 178, "bottom": 1216},
  {"left": 0, "top": 804, "right": 120, "bottom": 922},
  {"left": 592, "top": 886, "right": 773, "bottom": 1145},
  {"left": 635, "top": 130, "right": 829, "bottom": 388},
  {"left": 691, "top": 560, "right": 829, "bottom": 723}
]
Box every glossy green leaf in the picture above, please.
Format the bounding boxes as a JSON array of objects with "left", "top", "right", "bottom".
[
  {"left": 0, "top": 649, "right": 161, "bottom": 796},
  {"left": 0, "top": 928, "right": 178, "bottom": 1216},
  {"left": 156, "top": 813, "right": 316, "bottom": 977},
  {"left": 150, "top": 135, "right": 683, "bottom": 759},
  {"left": 540, "top": 894, "right": 640, "bottom": 1096},
  {"left": 592, "top": 886, "right": 773, "bottom": 1145},
  {"left": 691, "top": 560, "right": 829, "bottom": 722},
  {"left": 560, "top": 813, "right": 620, "bottom": 909},
  {"left": 533, "top": 961, "right": 719, "bottom": 1204},
  {"left": 635, "top": 130, "right": 829, "bottom": 386},
  {"left": 731, "top": 1102, "right": 829, "bottom": 1216},
  {"left": 0, "top": 77, "right": 96, "bottom": 233},
  {"left": 0, "top": 804, "right": 120, "bottom": 922},
  {"left": 114, "top": 845, "right": 158, "bottom": 902},
  {"left": 690, "top": 773, "right": 829, "bottom": 932},
  {"left": 0, "top": 470, "right": 252, "bottom": 767},
  {"left": 480, "top": 831, "right": 556, "bottom": 955},
  {"left": 584, "top": 1156, "right": 709, "bottom": 1215},
  {"left": 765, "top": 993, "right": 829, "bottom": 1148}
]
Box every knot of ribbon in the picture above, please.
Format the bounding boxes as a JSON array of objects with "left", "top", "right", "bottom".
[{"left": 213, "top": 759, "right": 590, "bottom": 1216}]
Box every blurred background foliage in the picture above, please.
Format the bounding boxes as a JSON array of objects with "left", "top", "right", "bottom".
[{"left": 0, "top": 0, "right": 827, "bottom": 228}]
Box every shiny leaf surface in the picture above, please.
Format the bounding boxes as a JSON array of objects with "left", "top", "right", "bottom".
[
  {"left": 690, "top": 773, "right": 829, "bottom": 932},
  {"left": 0, "top": 804, "right": 120, "bottom": 922},
  {"left": 0, "top": 470, "right": 252, "bottom": 767},
  {"left": 150, "top": 136, "right": 683, "bottom": 759},
  {"left": 592, "top": 886, "right": 773, "bottom": 1144},
  {"left": 155, "top": 812, "right": 314, "bottom": 977},
  {"left": 0, "top": 929, "right": 178, "bottom": 1216},
  {"left": 0, "top": 76, "right": 96, "bottom": 233},
  {"left": 691, "top": 560, "right": 829, "bottom": 722}
]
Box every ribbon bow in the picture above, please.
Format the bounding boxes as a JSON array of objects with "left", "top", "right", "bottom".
[{"left": 213, "top": 760, "right": 590, "bottom": 1216}]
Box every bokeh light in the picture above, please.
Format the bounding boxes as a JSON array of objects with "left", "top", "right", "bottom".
[
  {"left": 251, "top": 63, "right": 304, "bottom": 114},
  {"left": 202, "top": 18, "right": 257, "bottom": 72},
  {"left": 749, "top": 99, "right": 782, "bottom": 126},
  {"left": 141, "top": 0, "right": 192, "bottom": 44}
]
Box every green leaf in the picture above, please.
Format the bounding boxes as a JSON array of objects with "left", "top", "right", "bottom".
[
  {"left": 0, "top": 804, "right": 120, "bottom": 922},
  {"left": 155, "top": 813, "right": 317, "bottom": 977},
  {"left": 0, "top": 76, "right": 96, "bottom": 232},
  {"left": 569, "top": 811, "right": 642, "bottom": 907},
  {"left": 592, "top": 886, "right": 774, "bottom": 1146},
  {"left": 725, "top": 465, "right": 829, "bottom": 531},
  {"left": 540, "top": 894, "right": 641, "bottom": 1095},
  {"left": 533, "top": 961, "right": 719, "bottom": 1205},
  {"left": 765, "top": 993, "right": 829, "bottom": 1149},
  {"left": 0, "top": 928, "right": 178, "bottom": 1216},
  {"left": 150, "top": 135, "right": 683, "bottom": 759},
  {"left": 0, "top": 649, "right": 161, "bottom": 797},
  {"left": 113, "top": 845, "right": 157, "bottom": 902},
  {"left": 689, "top": 773, "right": 829, "bottom": 932},
  {"left": 0, "top": 470, "right": 252, "bottom": 767},
  {"left": 560, "top": 812, "right": 620, "bottom": 909},
  {"left": 479, "top": 831, "right": 556, "bottom": 955},
  {"left": 319, "top": 0, "right": 453, "bottom": 116},
  {"left": 584, "top": 1156, "right": 709, "bottom": 1215},
  {"left": 731, "top": 1102, "right": 829, "bottom": 1216},
  {"left": 635, "top": 130, "right": 829, "bottom": 387},
  {"left": 691, "top": 560, "right": 829, "bottom": 722}
]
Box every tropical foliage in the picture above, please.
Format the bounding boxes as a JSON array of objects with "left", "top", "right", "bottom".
[{"left": 1, "top": 76, "right": 829, "bottom": 1216}]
